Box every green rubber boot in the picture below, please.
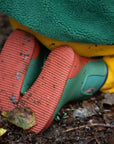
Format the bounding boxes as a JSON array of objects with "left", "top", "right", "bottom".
[
  {"left": 21, "top": 43, "right": 50, "bottom": 95},
  {"left": 54, "top": 56, "right": 107, "bottom": 116},
  {"left": 21, "top": 45, "right": 107, "bottom": 116},
  {"left": 20, "top": 46, "right": 107, "bottom": 133}
]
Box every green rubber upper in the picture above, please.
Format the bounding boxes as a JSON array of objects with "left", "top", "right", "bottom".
[
  {"left": 21, "top": 45, "right": 50, "bottom": 95},
  {"left": 0, "top": 0, "right": 114, "bottom": 44},
  {"left": 20, "top": 48, "right": 107, "bottom": 118},
  {"left": 21, "top": 56, "right": 43, "bottom": 95},
  {"left": 53, "top": 59, "right": 107, "bottom": 117}
]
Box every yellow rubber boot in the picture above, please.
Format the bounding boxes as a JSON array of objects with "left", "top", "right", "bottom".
[{"left": 100, "top": 56, "right": 114, "bottom": 93}]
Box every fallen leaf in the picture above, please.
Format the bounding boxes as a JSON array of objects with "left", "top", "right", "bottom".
[
  {"left": 2, "top": 107, "right": 37, "bottom": 130},
  {"left": 0, "top": 128, "right": 7, "bottom": 136},
  {"left": 103, "top": 110, "right": 114, "bottom": 124},
  {"left": 102, "top": 92, "right": 114, "bottom": 106},
  {"left": 82, "top": 100, "right": 99, "bottom": 112},
  {"left": 73, "top": 101, "right": 100, "bottom": 118},
  {"left": 73, "top": 107, "right": 94, "bottom": 118}
]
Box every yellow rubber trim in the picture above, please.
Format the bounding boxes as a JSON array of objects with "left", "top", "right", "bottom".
[
  {"left": 100, "top": 56, "right": 114, "bottom": 93},
  {"left": 9, "top": 17, "right": 114, "bottom": 57}
]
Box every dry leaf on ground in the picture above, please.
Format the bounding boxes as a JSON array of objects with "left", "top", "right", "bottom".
[
  {"left": 102, "top": 92, "right": 114, "bottom": 106},
  {"left": 0, "top": 128, "right": 7, "bottom": 136},
  {"left": 2, "top": 107, "right": 37, "bottom": 130}
]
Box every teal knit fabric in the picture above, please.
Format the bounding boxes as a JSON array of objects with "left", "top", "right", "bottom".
[{"left": 0, "top": 0, "right": 114, "bottom": 44}]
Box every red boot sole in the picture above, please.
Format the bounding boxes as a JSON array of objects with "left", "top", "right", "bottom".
[
  {"left": 0, "top": 30, "right": 38, "bottom": 111},
  {"left": 20, "top": 46, "right": 75, "bottom": 133}
]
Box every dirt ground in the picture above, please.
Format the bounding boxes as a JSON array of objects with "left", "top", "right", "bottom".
[{"left": 0, "top": 13, "right": 114, "bottom": 144}]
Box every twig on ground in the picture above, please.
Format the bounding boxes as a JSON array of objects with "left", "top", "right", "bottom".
[
  {"left": 95, "top": 136, "right": 101, "bottom": 144},
  {"left": 65, "top": 123, "right": 114, "bottom": 132}
]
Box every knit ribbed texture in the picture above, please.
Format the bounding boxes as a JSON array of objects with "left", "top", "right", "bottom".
[{"left": 0, "top": 0, "right": 114, "bottom": 44}]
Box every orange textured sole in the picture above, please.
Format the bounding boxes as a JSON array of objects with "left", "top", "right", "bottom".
[
  {"left": 0, "top": 30, "right": 39, "bottom": 111},
  {"left": 19, "top": 46, "right": 75, "bottom": 133}
]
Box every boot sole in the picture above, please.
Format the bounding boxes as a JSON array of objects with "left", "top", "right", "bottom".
[
  {"left": 20, "top": 46, "right": 75, "bottom": 133},
  {"left": 0, "top": 30, "right": 37, "bottom": 111}
]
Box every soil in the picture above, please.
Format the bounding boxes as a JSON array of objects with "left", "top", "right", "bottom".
[{"left": 0, "top": 13, "right": 114, "bottom": 144}]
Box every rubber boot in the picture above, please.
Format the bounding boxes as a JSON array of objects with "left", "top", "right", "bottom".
[{"left": 19, "top": 45, "right": 108, "bottom": 133}]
